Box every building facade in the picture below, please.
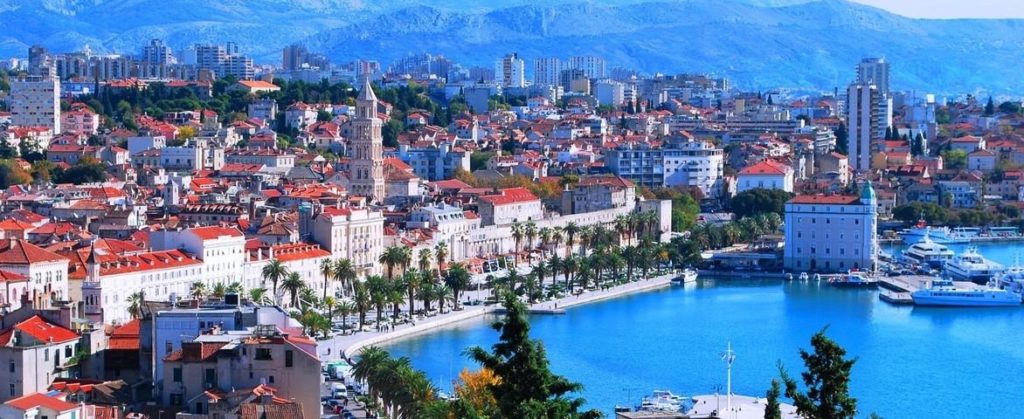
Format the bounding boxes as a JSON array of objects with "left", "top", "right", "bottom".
[
  {"left": 348, "top": 79, "right": 386, "bottom": 202},
  {"left": 9, "top": 75, "right": 61, "bottom": 133},
  {"left": 783, "top": 182, "right": 878, "bottom": 272}
]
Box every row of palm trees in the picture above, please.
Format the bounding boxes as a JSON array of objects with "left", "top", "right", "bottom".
[
  {"left": 689, "top": 212, "right": 783, "bottom": 251},
  {"left": 509, "top": 211, "right": 662, "bottom": 260}
]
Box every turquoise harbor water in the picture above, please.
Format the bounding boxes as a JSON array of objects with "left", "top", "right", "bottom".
[{"left": 382, "top": 275, "right": 1024, "bottom": 417}]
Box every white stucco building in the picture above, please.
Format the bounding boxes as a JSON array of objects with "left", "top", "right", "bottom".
[
  {"left": 783, "top": 182, "right": 878, "bottom": 272},
  {"left": 737, "top": 160, "right": 795, "bottom": 193}
]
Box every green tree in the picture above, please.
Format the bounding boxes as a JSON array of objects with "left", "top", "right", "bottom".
[
  {"left": 317, "top": 109, "right": 332, "bottom": 122},
  {"left": 941, "top": 149, "right": 968, "bottom": 170},
  {"left": 466, "top": 293, "right": 600, "bottom": 419},
  {"left": 998, "top": 101, "right": 1022, "bottom": 114},
  {"left": 911, "top": 133, "right": 925, "bottom": 156},
  {"left": 282, "top": 272, "right": 304, "bottom": 308},
  {"left": 779, "top": 329, "right": 858, "bottom": 419},
  {"left": 730, "top": 188, "right": 795, "bottom": 219},
  {"left": 834, "top": 122, "right": 848, "bottom": 155},
  {"left": 985, "top": 96, "right": 995, "bottom": 116},
  {"left": 765, "top": 379, "right": 782, "bottom": 419},
  {"left": 444, "top": 263, "right": 472, "bottom": 309},
  {"left": 0, "top": 160, "right": 32, "bottom": 188},
  {"left": 56, "top": 158, "right": 107, "bottom": 184},
  {"left": 261, "top": 259, "right": 288, "bottom": 300}
]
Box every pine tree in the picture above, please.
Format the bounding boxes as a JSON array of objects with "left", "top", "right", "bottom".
[
  {"left": 765, "top": 379, "right": 783, "bottom": 419},
  {"left": 835, "top": 122, "right": 848, "bottom": 155},
  {"left": 779, "top": 329, "right": 858, "bottom": 419},
  {"left": 985, "top": 96, "right": 995, "bottom": 116},
  {"left": 466, "top": 293, "right": 601, "bottom": 419},
  {"left": 884, "top": 126, "right": 893, "bottom": 140},
  {"left": 912, "top": 133, "right": 925, "bottom": 156}
]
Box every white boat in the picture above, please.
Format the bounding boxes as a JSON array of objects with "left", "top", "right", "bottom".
[
  {"left": 799, "top": 272, "right": 810, "bottom": 281},
  {"left": 639, "top": 390, "right": 686, "bottom": 412},
  {"left": 827, "top": 271, "right": 879, "bottom": 288},
  {"left": 674, "top": 269, "right": 698, "bottom": 284},
  {"left": 900, "top": 220, "right": 970, "bottom": 244},
  {"left": 902, "top": 234, "right": 955, "bottom": 268},
  {"left": 944, "top": 246, "right": 1004, "bottom": 283},
  {"left": 911, "top": 278, "right": 1021, "bottom": 307},
  {"left": 996, "top": 260, "right": 1024, "bottom": 294}
]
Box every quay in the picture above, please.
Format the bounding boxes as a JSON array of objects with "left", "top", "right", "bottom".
[
  {"left": 333, "top": 272, "right": 682, "bottom": 359},
  {"left": 696, "top": 270, "right": 788, "bottom": 279}
]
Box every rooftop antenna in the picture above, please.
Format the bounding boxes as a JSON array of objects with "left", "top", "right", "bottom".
[{"left": 721, "top": 342, "right": 735, "bottom": 417}]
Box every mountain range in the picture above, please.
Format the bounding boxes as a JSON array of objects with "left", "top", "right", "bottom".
[{"left": 2, "top": 0, "right": 1023, "bottom": 94}]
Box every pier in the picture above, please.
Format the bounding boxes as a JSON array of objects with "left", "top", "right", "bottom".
[{"left": 876, "top": 275, "right": 985, "bottom": 305}]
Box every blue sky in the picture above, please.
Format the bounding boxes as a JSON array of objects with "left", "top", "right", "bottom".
[{"left": 852, "top": 0, "right": 1024, "bottom": 19}]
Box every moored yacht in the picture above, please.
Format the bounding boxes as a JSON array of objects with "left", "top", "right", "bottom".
[
  {"left": 903, "top": 234, "right": 955, "bottom": 268},
  {"left": 911, "top": 278, "right": 1021, "bottom": 307},
  {"left": 996, "top": 261, "right": 1024, "bottom": 294},
  {"left": 900, "top": 219, "right": 970, "bottom": 244},
  {"left": 827, "top": 270, "right": 879, "bottom": 288},
  {"left": 673, "top": 268, "right": 698, "bottom": 284},
  {"left": 944, "top": 246, "right": 1004, "bottom": 283}
]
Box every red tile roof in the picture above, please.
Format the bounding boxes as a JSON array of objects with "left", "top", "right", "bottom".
[
  {"left": 0, "top": 269, "right": 28, "bottom": 282},
  {"left": 740, "top": 160, "right": 790, "bottom": 176},
  {"left": 266, "top": 243, "right": 330, "bottom": 263},
  {"left": 189, "top": 226, "right": 244, "bottom": 241},
  {"left": 0, "top": 239, "right": 68, "bottom": 264},
  {"left": 478, "top": 187, "right": 539, "bottom": 206},
  {"left": 788, "top": 195, "right": 861, "bottom": 205},
  {"left": 4, "top": 393, "right": 79, "bottom": 413},
  {"left": 108, "top": 319, "right": 140, "bottom": 350},
  {"left": 0, "top": 315, "right": 78, "bottom": 346}
]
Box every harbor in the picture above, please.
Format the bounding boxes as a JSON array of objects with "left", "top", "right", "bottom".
[{"left": 380, "top": 276, "right": 1024, "bottom": 418}]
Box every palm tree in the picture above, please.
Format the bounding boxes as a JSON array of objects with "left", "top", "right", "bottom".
[
  {"left": 609, "top": 251, "right": 626, "bottom": 283},
  {"left": 531, "top": 263, "right": 549, "bottom": 296},
  {"left": 398, "top": 246, "right": 413, "bottom": 276},
  {"left": 614, "top": 214, "right": 630, "bottom": 245},
  {"left": 333, "top": 258, "right": 357, "bottom": 297},
  {"left": 379, "top": 246, "right": 404, "bottom": 280},
  {"left": 434, "top": 241, "right": 448, "bottom": 274},
  {"left": 261, "top": 259, "right": 288, "bottom": 299},
  {"left": 387, "top": 278, "right": 406, "bottom": 321},
  {"left": 563, "top": 256, "right": 579, "bottom": 293},
  {"left": 577, "top": 258, "right": 593, "bottom": 290},
  {"left": 189, "top": 281, "right": 206, "bottom": 301},
  {"left": 623, "top": 245, "right": 639, "bottom": 280},
  {"left": 485, "top": 274, "right": 500, "bottom": 301},
  {"left": 524, "top": 273, "right": 539, "bottom": 303},
  {"left": 320, "top": 258, "right": 334, "bottom": 302},
  {"left": 211, "top": 282, "right": 227, "bottom": 299},
  {"left": 578, "top": 226, "right": 593, "bottom": 257},
  {"left": 563, "top": 222, "right": 580, "bottom": 257},
  {"left": 510, "top": 221, "right": 524, "bottom": 255},
  {"left": 353, "top": 346, "right": 390, "bottom": 407},
  {"left": 418, "top": 270, "right": 436, "bottom": 312},
  {"left": 323, "top": 296, "right": 337, "bottom": 324},
  {"left": 525, "top": 221, "right": 538, "bottom": 252},
  {"left": 505, "top": 268, "right": 522, "bottom": 296},
  {"left": 417, "top": 248, "right": 432, "bottom": 274},
  {"left": 366, "top": 275, "right": 390, "bottom": 330},
  {"left": 539, "top": 227, "right": 552, "bottom": 254},
  {"left": 226, "top": 282, "right": 243, "bottom": 295},
  {"left": 126, "top": 291, "right": 143, "bottom": 319},
  {"left": 551, "top": 227, "right": 564, "bottom": 256},
  {"left": 547, "top": 254, "right": 562, "bottom": 293},
  {"left": 444, "top": 263, "right": 472, "bottom": 310},
  {"left": 436, "top": 285, "right": 454, "bottom": 314},
  {"left": 248, "top": 287, "right": 270, "bottom": 305},
  {"left": 403, "top": 269, "right": 420, "bottom": 316},
  {"left": 353, "top": 282, "right": 370, "bottom": 331},
  {"left": 336, "top": 300, "right": 355, "bottom": 334},
  {"left": 282, "top": 272, "right": 304, "bottom": 308}
]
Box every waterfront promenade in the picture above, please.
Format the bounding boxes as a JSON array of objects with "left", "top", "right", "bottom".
[{"left": 324, "top": 272, "right": 679, "bottom": 360}]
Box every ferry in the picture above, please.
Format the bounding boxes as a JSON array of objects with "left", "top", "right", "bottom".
[
  {"left": 899, "top": 219, "right": 970, "bottom": 244},
  {"left": 673, "top": 268, "right": 698, "bottom": 284},
  {"left": 944, "top": 247, "right": 1004, "bottom": 283},
  {"left": 911, "top": 278, "right": 1022, "bottom": 307},
  {"left": 827, "top": 271, "right": 879, "bottom": 288},
  {"left": 902, "top": 234, "right": 955, "bottom": 268}
]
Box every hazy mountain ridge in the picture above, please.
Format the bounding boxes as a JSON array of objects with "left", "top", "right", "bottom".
[{"left": 2, "top": 0, "right": 1023, "bottom": 93}]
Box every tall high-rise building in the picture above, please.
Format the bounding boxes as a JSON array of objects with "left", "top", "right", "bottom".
[
  {"left": 27, "top": 45, "right": 52, "bottom": 77},
  {"left": 283, "top": 44, "right": 307, "bottom": 71},
  {"left": 194, "top": 43, "right": 254, "bottom": 80},
  {"left": 568, "top": 55, "right": 606, "bottom": 79},
  {"left": 9, "top": 75, "right": 61, "bottom": 133},
  {"left": 856, "top": 57, "right": 890, "bottom": 94},
  {"left": 846, "top": 82, "right": 892, "bottom": 171},
  {"left": 140, "top": 39, "right": 175, "bottom": 78},
  {"left": 533, "top": 57, "right": 561, "bottom": 86},
  {"left": 348, "top": 78, "right": 386, "bottom": 202},
  {"left": 495, "top": 53, "right": 526, "bottom": 88}
]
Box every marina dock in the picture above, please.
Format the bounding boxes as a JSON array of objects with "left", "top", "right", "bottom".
[{"left": 876, "top": 275, "right": 985, "bottom": 305}]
